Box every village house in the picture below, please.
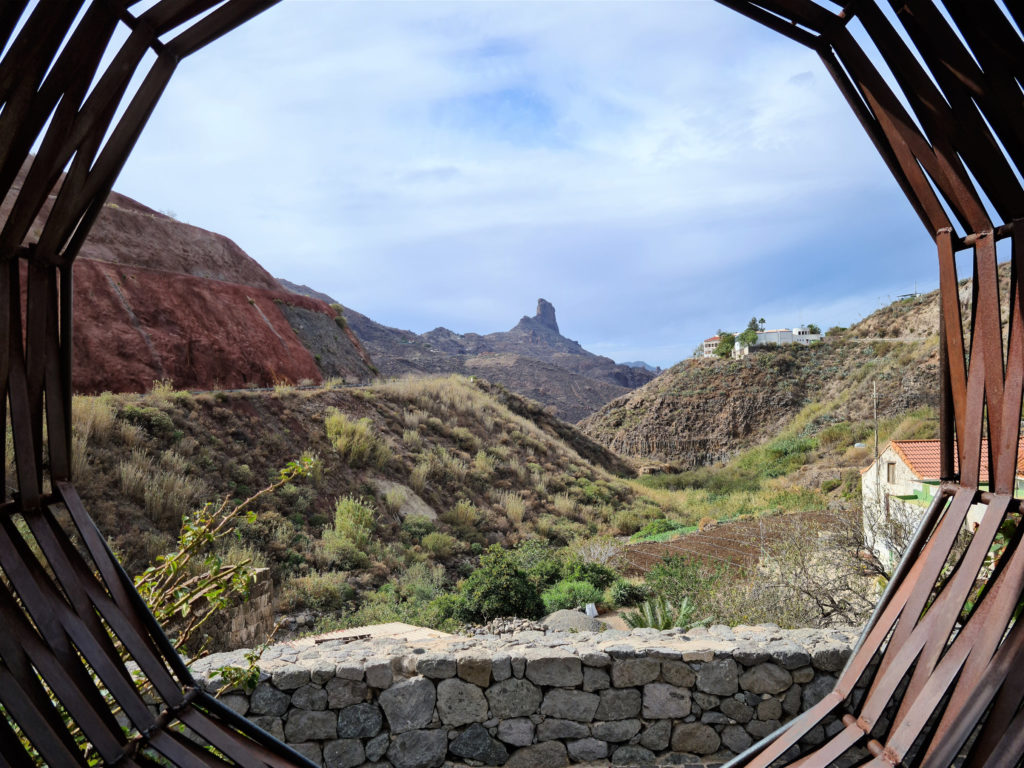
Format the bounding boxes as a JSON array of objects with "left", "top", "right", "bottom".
[
  {"left": 733, "top": 326, "right": 822, "bottom": 357},
  {"left": 861, "top": 438, "right": 1024, "bottom": 568},
  {"left": 701, "top": 335, "right": 721, "bottom": 358}
]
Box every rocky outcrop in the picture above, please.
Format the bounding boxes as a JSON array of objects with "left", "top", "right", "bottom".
[
  {"left": 192, "top": 624, "right": 863, "bottom": 767},
  {"left": 279, "top": 285, "right": 657, "bottom": 422},
  {"left": 534, "top": 298, "right": 559, "bottom": 334}
]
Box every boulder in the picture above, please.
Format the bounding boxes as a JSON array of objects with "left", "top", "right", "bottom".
[
  {"left": 387, "top": 728, "right": 448, "bottom": 768},
  {"left": 379, "top": 676, "right": 435, "bottom": 733},
  {"left": 450, "top": 723, "right": 509, "bottom": 766}
]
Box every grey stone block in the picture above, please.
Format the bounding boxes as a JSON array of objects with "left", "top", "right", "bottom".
[
  {"left": 248, "top": 715, "right": 284, "bottom": 741},
  {"left": 337, "top": 703, "right": 383, "bottom": 739},
  {"left": 720, "top": 697, "right": 754, "bottom": 724},
  {"left": 611, "top": 745, "right": 656, "bottom": 765},
  {"left": 284, "top": 709, "right": 337, "bottom": 742},
  {"left": 450, "top": 722, "right": 509, "bottom": 765},
  {"left": 326, "top": 677, "right": 368, "bottom": 709},
  {"left": 486, "top": 678, "right": 542, "bottom": 719},
  {"left": 662, "top": 660, "right": 697, "bottom": 688},
  {"left": 497, "top": 717, "right": 535, "bottom": 747},
  {"left": 505, "top": 741, "right": 569, "bottom": 768},
  {"left": 671, "top": 722, "right": 721, "bottom": 755},
  {"left": 249, "top": 683, "right": 289, "bottom": 716},
  {"left": 595, "top": 688, "right": 641, "bottom": 720},
  {"left": 536, "top": 717, "right": 589, "bottom": 739},
  {"left": 540, "top": 689, "right": 599, "bottom": 721},
  {"left": 746, "top": 718, "right": 781, "bottom": 739},
  {"left": 525, "top": 653, "right": 583, "bottom": 687},
  {"left": 387, "top": 728, "right": 448, "bottom": 768},
  {"left": 492, "top": 655, "right": 512, "bottom": 682},
  {"left": 696, "top": 659, "right": 739, "bottom": 696},
  {"left": 739, "top": 663, "right": 792, "bottom": 695},
  {"left": 583, "top": 666, "right": 610, "bottom": 692},
  {"left": 643, "top": 683, "right": 691, "bottom": 719},
  {"left": 639, "top": 719, "right": 671, "bottom": 751},
  {"left": 365, "top": 660, "right": 394, "bottom": 689},
  {"left": 380, "top": 676, "right": 435, "bottom": 733},
  {"left": 437, "top": 678, "right": 488, "bottom": 726},
  {"left": 611, "top": 658, "right": 660, "bottom": 687},
  {"left": 365, "top": 732, "right": 389, "bottom": 762},
  {"left": 415, "top": 654, "right": 457, "bottom": 679},
  {"left": 802, "top": 675, "right": 836, "bottom": 710},
  {"left": 757, "top": 697, "right": 782, "bottom": 721},
  {"left": 323, "top": 738, "right": 365, "bottom": 768},
  {"left": 271, "top": 666, "right": 310, "bottom": 691},
  {"left": 567, "top": 737, "right": 609, "bottom": 762},
  {"left": 458, "top": 655, "right": 493, "bottom": 687},
  {"left": 721, "top": 724, "right": 753, "bottom": 753},
  {"left": 290, "top": 683, "right": 327, "bottom": 711},
  {"left": 591, "top": 719, "right": 641, "bottom": 742}
]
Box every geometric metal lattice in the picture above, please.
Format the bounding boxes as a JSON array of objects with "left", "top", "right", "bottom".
[
  {"left": 0, "top": 3, "right": 319, "bottom": 765},
  {"left": 714, "top": 2, "right": 1023, "bottom": 766}
]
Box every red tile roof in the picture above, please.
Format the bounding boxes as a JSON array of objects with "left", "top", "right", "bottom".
[{"left": 886, "top": 438, "right": 1024, "bottom": 483}]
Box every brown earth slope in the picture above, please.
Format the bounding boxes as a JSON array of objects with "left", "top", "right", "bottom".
[
  {"left": 579, "top": 287, "right": 951, "bottom": 467},
  {"left": 2, "top": 166, "right": 375, "bottom": 393}
]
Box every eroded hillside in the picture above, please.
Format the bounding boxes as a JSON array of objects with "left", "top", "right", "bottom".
[
  {"left": 62, "top": 377, "right": 660, "bottom": 637},
  {"left": 580, "top": 291, "right": 947, "bottom": 467}
]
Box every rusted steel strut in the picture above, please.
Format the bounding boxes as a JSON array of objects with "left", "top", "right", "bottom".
[
  {"left": 713, "top": 2, "right": 1024, "bottom": 766},
  {"left": 0, "top": 2, "right": 321, "bottom": 765}
]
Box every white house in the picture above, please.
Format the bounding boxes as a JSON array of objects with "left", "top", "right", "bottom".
[
  {"left": 702, "top": 335, "right": 721, "bottom": 358},
  {"left": 860, "top": 438, "right": 1024, "bottom": 568},
  {"left": 733, "top": 326, "right": 822, "bottom": 357}
]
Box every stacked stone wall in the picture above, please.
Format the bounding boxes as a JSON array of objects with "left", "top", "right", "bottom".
[{"left": 192, "top": 624, "right": 861, "bottom": 768}]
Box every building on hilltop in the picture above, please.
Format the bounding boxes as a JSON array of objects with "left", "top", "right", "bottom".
[
  {"left": 733, "top": 326, "right": 821, "bottom": 357},
  {"left": 861, "top": 438, "right": 1024, "bottom": 568},
  {"left": 701, "top": 335, "right": 721, "bottom": 358}
]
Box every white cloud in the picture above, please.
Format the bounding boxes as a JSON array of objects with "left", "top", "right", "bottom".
[{"left": 109, "top": 1, "right": 935, "bottom": 367}]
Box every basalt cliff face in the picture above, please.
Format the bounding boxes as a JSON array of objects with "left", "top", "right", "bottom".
[
  {"left": 279, "top": 286, "right": 656, "bottom": 422},
  {"left": 3, "top": 172, "right": 375, "bottom": 393}
]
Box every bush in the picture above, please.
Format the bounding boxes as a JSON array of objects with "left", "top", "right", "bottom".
[
  {"left": 541, "top": 580, "right": 604, "bottom": 613},
  {"left": 320, "top": 496, "right": 376, "bottom": 568},
  {"left": 609, "top": 580, "right": 649, "bottom": 607},
  {"left": 401, "top": 514, "right": 435, "bottom": 540},
  {"left": 562, "top": 558, "right": 618, "bottom": 590},
  {"left": 325, "top": 409, "right": 391, "bottom": 468},
  {"left": 422, "top": 531, "right": 458, "bottom": 559},
  {"left": 456, "top": 545, "right": 543, "bottom": 622},
  {"left": 120, "top": 405, "right": 176, "bottom": 438},
  {"left": 512, "top": 540, "right": 564, "bottom": 588}
]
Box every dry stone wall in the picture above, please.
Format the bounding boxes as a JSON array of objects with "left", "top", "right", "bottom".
[{"left": 192, "top": 624, "right": 861, "bottom": 768}]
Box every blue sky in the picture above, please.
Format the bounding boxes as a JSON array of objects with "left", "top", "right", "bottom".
[{"left": 107, "top": 1, "right": 936, "bottom": 367}]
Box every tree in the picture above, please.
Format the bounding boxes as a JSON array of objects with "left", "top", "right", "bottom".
[
  {"left": 758, "top": 317, "right": 766, "bottom": 331},
  {"left": 807, "top": 323, "right": 821, "bottom": 335},
  {"left": 737, "top": 328, "right": 758, "bottom": 348},
  {"left": 714, "top": 332, "right": 736, "bottom": 358},
  {"left": 455, "top": 545, "right": 544, "bottom": 621},
  {"left": 747, "top": 317, "right": 759, "bottom": 332}
]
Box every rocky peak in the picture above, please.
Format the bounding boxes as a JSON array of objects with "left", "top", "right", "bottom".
[{"left": 534, "top": 298, "right": 559, "bottom": 334}]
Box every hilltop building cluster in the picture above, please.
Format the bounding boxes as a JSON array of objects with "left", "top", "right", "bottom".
[{"left": 701, "top": 326, "right": 822, "bottom": 359}]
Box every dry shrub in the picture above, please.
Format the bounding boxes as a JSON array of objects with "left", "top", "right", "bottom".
[
  {"left": 143, "top": 471, "right": 207, "bottom": 526},
  {"left": 498, "top": 490, "right": 526, "bottom": 525},
  {"left": 403, "top": 429, "right": 423, "bottom": 450},
  {"left": 410, "top": 460, "right": 431, "bottom": 493},
  {"left": 441, "top": 499, "right": 479, "bottom": 530},
  {"left": 421, "top": 531, "right": 458, "bottom": 559},
  {"left": 73, "top": 393, "right": 116, "bottom": 444},
  {"left": 552, "top": 492, "right": 577, "bottom": 518},
  {"left": 325, "top": 408, "right": 391, "bottom": 469}
]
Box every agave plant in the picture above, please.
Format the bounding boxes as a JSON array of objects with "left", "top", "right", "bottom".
[{"left": 622, "top": 594, "right": 699, "bottom": 630}]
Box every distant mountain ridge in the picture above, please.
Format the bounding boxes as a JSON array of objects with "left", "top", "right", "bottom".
[{"left": 279, "top": 282, "right": 656, "bottom": 422}]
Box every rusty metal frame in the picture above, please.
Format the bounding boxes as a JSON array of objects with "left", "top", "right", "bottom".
[
  {"left": 714, "top": 2, "right": 1024, "bottom": 766},
  {"left": 0, "top": 3, "right": 319, "bottom": 765}
]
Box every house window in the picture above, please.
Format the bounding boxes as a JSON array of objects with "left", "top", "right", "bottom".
[{"left": 887, "top": 462, "right": 896, "bottom": 483}]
